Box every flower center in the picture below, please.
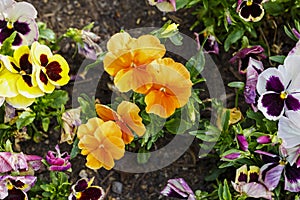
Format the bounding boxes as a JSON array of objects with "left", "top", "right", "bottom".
[
  {"left": 99, "top": 144, "right": 104, "bottom": 148},
  {"left": 7, "top": 21, "right": 14, "bottom": 29},
  {"left": 280, "top": 91, "right": 288, "bottom": 100},
  {"left": 160, "top": 87, "right": 166, "bottom": 92},
  {"left": 246, "top": 0, "right": 253, "bottom": 6}
]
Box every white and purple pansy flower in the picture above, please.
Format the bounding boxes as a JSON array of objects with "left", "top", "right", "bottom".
[
  {"left": 232, "top": 165, "right": 273, "bottom": 199},
  {"left": 161, "top": 178, "right": 196, "bottom": 200},
  {"left": 278, "top": 110, "right": 300, "bottom": 149},
  {"left": 257, "top": 55, "right": 300, "bottom": 120},
  {"left": 256, "top": 147, "right": 300, "bottom": 192},
  {"left": 0, "top": 175, "right": 36, "bottom": 200},
  {"left": 0, "top": 0, "right": 38, "bottom": 47}
]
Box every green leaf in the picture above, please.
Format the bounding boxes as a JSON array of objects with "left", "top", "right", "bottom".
[
  {"left": 46, "top": 90, "right": 69, "bottom": 109},
  {"left": 222, "top": 179, "right": 232, "bottom": 200},
  {"left": 16, "top": 111, "right": 36, "bottom": 129},
  {"left": 185, "top": 49, "right": 205, "bottom": 81},
  {"left": 224, "top": 29, "right": 245, "bottom": 52},
  {"left": 175, "top": 0, "right": 189, "bottom": 9},
  {"left": 263, "top": 1, "right": 285, "bottom": 16},
  {"left": 169, "top": 34, "right": 183, "bottom": 46},
  {"left": 227, "top": 81, "right": 245, "bottom": 89},
  {"left": 38, "top": 22, "right": 56, "bottom": 42},
  {"left": 0, "top": 31, "right": 17, "bottom": 55},
  {"left": 42, "top": 118, "right": 50, "bottom": 132},
  {"left": 0, "top": 124, "right": 11, "bottom": 129},
  {"left": 269, "top": 55, "right": 286, "bottom": 64},
  {"left": 284, "top": 25, "right": 298, "bottom": 41},
  {"left": 137, "top": 148, "right": 151, "bottom": 164},
  {"left": 165, "top": 118, "right": 193, "bottom": 134},
  {"left": 70, "top": 138, "right": 80, "bottom": 159}
]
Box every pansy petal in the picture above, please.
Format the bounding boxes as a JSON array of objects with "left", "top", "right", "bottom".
[
  {"left": 240, "top": 182, "right": 273, "bottom": 199},
  {"left": 103, "top": 51, "right": 133, "bottom": 77},
  {"left": 258, "top": 91, "right": 284, "bottom": 120},
  {"left": 5, "top": 2, "right": 37, "bottom": 20},
  {"left": 85, "top": 152, "right": 103, "bottom": 170},
  {"left": 78, "top": 186, "right": 105, "bottom": 200},
  {"left": 103, "top": 136, "right": 125, "bottom": 160},
  {"left": 278, "top": 114, "right": 300, "bottom": 149},
  {"left": 236, "top": 134, "right": 248, "bottom": 151},
  {"left": 284, "top": 164, "right": 300, "bottom": 192},
  {"left": 235, "top": 165, "right": 248, "bottom": 183},
  {"left": 77, "top": 117, "right": 104, "bottom": 139},
  {"left": 35, "top": 68, "right": 55, "bottom": 93},
  {"left": 91, "top": 147, "right": 115, "bottom": 170},
  {"left": 46, "top": 55, "right": 70, "bottom": 86},
  {"left": 0, "top": 69, "right": 18, "bottom": 97},
  {"left": 257, "top": 68, "right": 284, "bottom": 95},
  {"left": 114, "top": 67, "right": 153, "bottom": 93},
  {"left": 117, "top": 101, "right": 146, "bottom": 137},
  {"left": 95, "top": 104, "right": 117, "bottom": 122},
  {"left": 16, "top": 76, "right": 44, "bottom": 98},
  {"left": 15, "top": 17, "right": 38, "bottom": 45},
  {"left": 283, "top": 55, "right": 300, "bottom": 85},
  {"left": 259, "top": 163, "right": 284, "bottom": 191},
  {"left": 6, "top": 94, "right": 34, "bottom": 109},
  {"left": 106, "top": 32, "right": 132, "bottom": 52},
  {"left": 30, "top": 41, "right": 52, "bottom": 65},
  {"left": 286, "top": 94, "right": 300, "bottom": 111}
]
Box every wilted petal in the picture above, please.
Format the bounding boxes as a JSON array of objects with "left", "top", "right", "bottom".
[{"left": 161, "top": 178, "right": 195, "bottom": 200}]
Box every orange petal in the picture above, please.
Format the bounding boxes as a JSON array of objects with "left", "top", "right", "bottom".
[
  {"left": 116, "top": 121, "right": 134, "bottom": 144},
  {"left": 117, "top": 101, "right": 146, "bottom": 137},
  {"left": 78, "top": 134, "right": 100, "bottom": 154},
  {"left": 99, "top": 121, "right": 122, "bottom": 138},
  {"left": 95, "top": 104, "right": 118, "bottom": 122},
  {"left": 131, "top": 35, "right": 166, "bottom": 66},
  {"left": 91, "top": 147, "right": 115, "bottom": 170},
  {"left": 103, "top": 51, "right": 133, "bottom": 76},
  {"left": 103, "top": 136, "right": 125, "bottom": 159},
  {"left": 114, "top": 67, "right": 153, "bottom": 93},
  {"left": 145, "top": 90, "right": 180, "bottom": 118},
  {"left": 107, "top": 32, "right": 132, "bottom": 52},
  {"left": 77, "top": 117, "right": 104, "bottom": 139}
]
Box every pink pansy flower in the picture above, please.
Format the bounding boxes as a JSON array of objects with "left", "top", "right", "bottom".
[{"left": 46, "top": 145, "right": 71, "bottom": 171}]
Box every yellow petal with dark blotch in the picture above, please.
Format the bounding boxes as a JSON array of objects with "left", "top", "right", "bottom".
[
  {"left": 145, "top": 89, "right": 180, "bottom": 118},
  {"left": 77, "top": 117, "right": 104, "bottom": 139},
  {"left": 16, "top": 76, "right": 44, "bottom": 98},
  {"left": 117, "top": 101, "right": 146, "bottom": 137},
  {"left": 46, "top": 54, "right": 70, "bottom": 86},
  {"left": 0, "top": 69, "right": 19, "bottom": 97},
  {"left": 30, "top": 41, "right": 53, "bottom": 66},
  {"left": 114, "top": 67, "right": 153, "bottom": 93},
  {"left": 103, "top": 51, "right": 133, "bottom": 76},
  {"left": 1, "top": 56, "right": 20, "bottom": 74},
  {"left": 104, "top": 135, "right": 125, "bottom": 159},
  {"left": 85, "top": 152, "right": 103, "bottom": 170},
  {"left": 107, "top": 32, "right": 132, "bottom": 52},
  {"left": 35, "top": 68, "right": 55, "bottom": 93},
  {"left": 235, "top": 164, "right": 248, "bottom": 183},
  {"left": 95, "top": 104, "right": 117, "bottom": 122},
  {"left": 6, "top": 94, "right": 35, "bottom": 109},
  {"left": 14, "top": 45, "right": 30, "bottom": 67},
  {"left": 131, "top": 35, "right": 166, "bottom": 66}
]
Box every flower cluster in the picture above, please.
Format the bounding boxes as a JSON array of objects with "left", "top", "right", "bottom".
[{"left": 103, "top": 32, "right": 192, "bottom": 118}]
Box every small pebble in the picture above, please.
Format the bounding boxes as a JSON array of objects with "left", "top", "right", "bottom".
[{"left": 112, "top": 181, "right": 123, "bottom": 194}]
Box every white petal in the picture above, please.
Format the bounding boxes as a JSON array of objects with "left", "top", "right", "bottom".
[
  {"left": 4, "top": 2, "right": 37, "bottom": 21},
  {"left": 256, "top": 67, "right": 284, "bottom": 95},
  {"left": 283, "top": 55, "right": 300, "bottom": 86},
  {"left": 278, "top": 112, "right": 300, "bottom": 148}
]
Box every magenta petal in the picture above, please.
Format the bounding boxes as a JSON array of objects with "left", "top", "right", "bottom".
[
  {"left": 223, "top": 152, "right": 241, "bottom": 160},
  {"left": 49, "top": 162, "right": 71, "bottom": 171},
  {"left": 257, "top": 136, "right": 271, "bottom": 144},
  {"left": 237, "top": 134, "right": 248, "bottom": 151},
  {"left": 260, "top": 163, "right": 284, "bottom": 191},
  {"left": 286, "top": 94, "right": 300, "bottom": 111}
]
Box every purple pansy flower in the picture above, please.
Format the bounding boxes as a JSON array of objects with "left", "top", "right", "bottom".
[
  {"left": 257, "top": 55, "right": 300, "bottom": 120},
  {"left": 0, "top": 0, "right": 38, "bottom": 47},
  {"left": 230, "top": 45, "right": 266, "bottom": 74},
  {"left": 278, "top": 110, "right": 300, "bottom": 148},
  {"left": 232, "top": 165, "right": 273, "bottom": 199},
  {"left": 0, "top": 175, "right": 36, "bottom": 199},
  {"left": 256, "top": 146, "right": 300, "bottom": 192},
  {"left": 68, "top": 177, "right": 105, "bottom": 200},
  {"left": 161, "top": 178, "right": 196, "bottom": 200},
  {"left": 46, "top": 145, "right": 71, "bottom": 171},
  {"left": 77, "top": 30, "right": 102, "bottom": 60},
  {"left": 244, "top": 57, "right": 264, "bottom": 106},
  {"left": 222, "top": 152, "right": 241, "bottom": 160}
]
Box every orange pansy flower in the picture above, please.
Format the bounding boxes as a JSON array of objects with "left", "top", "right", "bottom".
[
  {"left": 95, "top": 101, "right": 146, "bottom": 144},
  {"left": 103, "top": 32, "right": 166, "bottom": 93},
  {"left": 77, "top": 118, "right": 125, "bottom": 170},
  {"left": 145, "top": 58, "right": 193, "bottom": 118}
]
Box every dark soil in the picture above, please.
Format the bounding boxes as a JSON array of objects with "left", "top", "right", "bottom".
[{"left": 19, "top": 0, "right": 296, "bottom": 199}]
